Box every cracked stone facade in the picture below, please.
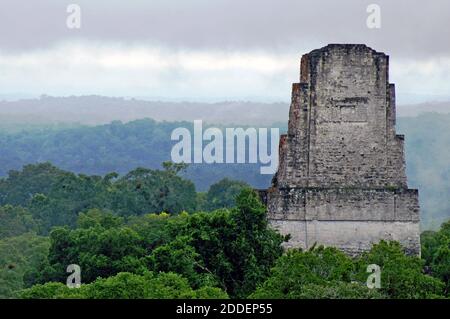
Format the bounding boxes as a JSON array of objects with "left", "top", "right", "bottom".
[{"left": 263, "top": 44, "right": 421, "bottom": 256}]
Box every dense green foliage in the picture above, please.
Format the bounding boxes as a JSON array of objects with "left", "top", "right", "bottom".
[
  {"left": 354, "top": 241, "right": 444, "bottom": 299},
  {"left": 0, "top": 162, "right": 449, "bottom": 299},
  {"left": 0, "top": 163, "right": 258, "bottom": 237},
  {"left": 421, "top": 221, "right": 450, "bottom": 296},
  {"left": 25, "top": 189, "right": 285, "bottom": 298},
  {"left": 250, "top": 247, "right": 369, "bottom": 299},
  {"left": 160, "top": 189, "right": 286, "bottom": 298},
  {"left": 0, "top": 113, "right": 448, "bottom": 228},
  {"left": 0, "top": 233, "right": 49, "bottom": 298},
  {"left": 0, "top": 206, "right": 37, "bottom": 239},
  {"left": 251, "top": 243, "right": 445, "bottom": 299},
  {"left": 20, "top": 272, "right": 228, "bottom": 299},
  {"left": 200, "top": 178, "right": 249, "bottom": 211},
  {"left": 0, "top": 163, "right": 197, "bottom": 233},
  {"left": 0, "top": 119, "right": 271, "bottom": 192}
]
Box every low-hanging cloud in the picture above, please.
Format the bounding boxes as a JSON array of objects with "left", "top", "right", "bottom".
[
  {"left": 0, "top": 0, "right": 449, "bottom": 102},
  {"left": 1, "top": 0, "right": 449, "bottom": 58}
]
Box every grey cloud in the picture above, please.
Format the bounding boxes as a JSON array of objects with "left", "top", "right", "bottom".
[{"left": 0, "top": 0, "right": 449, "bottom": 58}]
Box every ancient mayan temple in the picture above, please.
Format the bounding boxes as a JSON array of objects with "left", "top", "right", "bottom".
[{"left": 266, "top": 44, "right": 421, "bottom": 255}]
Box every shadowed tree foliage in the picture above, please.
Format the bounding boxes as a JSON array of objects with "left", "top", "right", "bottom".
[
  {"left": 0, "top": 160, "right": 448, "bottom": 299},
  {"left": 26, "top": 210, "right": 149, "bottom": 286},
  {"left": 110, "top": 165, "right": 196, "bottom": 217},
  {"left": 354, "top": 241, "right": 445, "bottom": 299},
  {"left": 161, "top": 189, "right": 287, "bottom": 298},
  {"left": 0, "top": 163, "right": 66, "bottom": 206},
  {"left": 249, "top": 247, "right": 384, "bottom": 299},
  {"left": 0, "top": 205, "right": 37, "bottom": 239},
  {"left": 1, "top": 114, "right": 449, "bottom": 226},
  {"left": 201, "top": 178, "right": 250, "bottom": 211},
  {"left": 421, "top": 221, "right": 450, "bottom": 296},
  {"left": 19, "top": 271, "right": 228, "bottom": 299},
  {"left": 0, "top": 163, "right": 197, "bottom": 234},
  {"left": 251, "top": 242, "right": 446, "bottom": 299},
  {"left": 0, "top": 233, "right": 50, "bottom": 298},
  {"left": 25, "top": 189, "right": 285, "bottom": 299}
]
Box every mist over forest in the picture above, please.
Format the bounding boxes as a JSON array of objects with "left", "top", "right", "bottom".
[
  {"left": 0, "top": 97, "right": 448, "bottom": 230},
  {"left": 1, "top": 96, "right": 449, "bottom": 130}
]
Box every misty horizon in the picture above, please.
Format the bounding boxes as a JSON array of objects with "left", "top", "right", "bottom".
[{"left": 1, "top": 1, "right": 450, "bottom": 104}]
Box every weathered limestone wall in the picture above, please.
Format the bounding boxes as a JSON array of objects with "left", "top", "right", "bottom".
[
  {"left": 267, "top": 188, "right": 419, "bottom": 222},
  {"left": 276, "top": 44, "right": 407, "bottom": 189},
  {"left": 266, "top": 188, "right": 420, "bottom": 255},
  {"left": 267, "top": 44, "right": 421, "bottom": 255},
  {"left": 270, "top": 220, "right": 420, "bottom": 256}
]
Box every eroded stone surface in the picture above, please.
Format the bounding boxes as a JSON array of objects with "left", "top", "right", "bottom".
[{"left": 265, "top": 44, "right": 421, "bottom": 255}]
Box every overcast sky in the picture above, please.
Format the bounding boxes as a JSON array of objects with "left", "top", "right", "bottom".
[{"left": 0, "top": 0, "right": 449, "bottom": 103}]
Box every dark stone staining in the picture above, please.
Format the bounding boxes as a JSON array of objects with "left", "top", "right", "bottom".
[{"left": 266, "top": 44, "right": 421, "bottom": 256}]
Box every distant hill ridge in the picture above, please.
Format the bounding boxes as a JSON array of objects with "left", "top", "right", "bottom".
[
  {"left": 0, "top": 113, "right": 449, "bottom": 229},
  {"left": 0, "top": 95, "right": 449, "bottom": 128}
]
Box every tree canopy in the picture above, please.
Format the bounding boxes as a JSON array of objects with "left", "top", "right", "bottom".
[{"left": 0, "top": 163, "right": 448, "bottom": 299}]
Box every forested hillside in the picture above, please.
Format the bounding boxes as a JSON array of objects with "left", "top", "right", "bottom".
[
  {"left": 397, "top": 114, "right": 450, "bottom": 229},
  {"left": 0, "top": 163, "right": 449, "bottom": 299},
  {"left": 0, "top": 113, "right": 448, "bottom": 228},
  {"left": 0, "top": 119, "right": 273, "bottom": 191}
]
